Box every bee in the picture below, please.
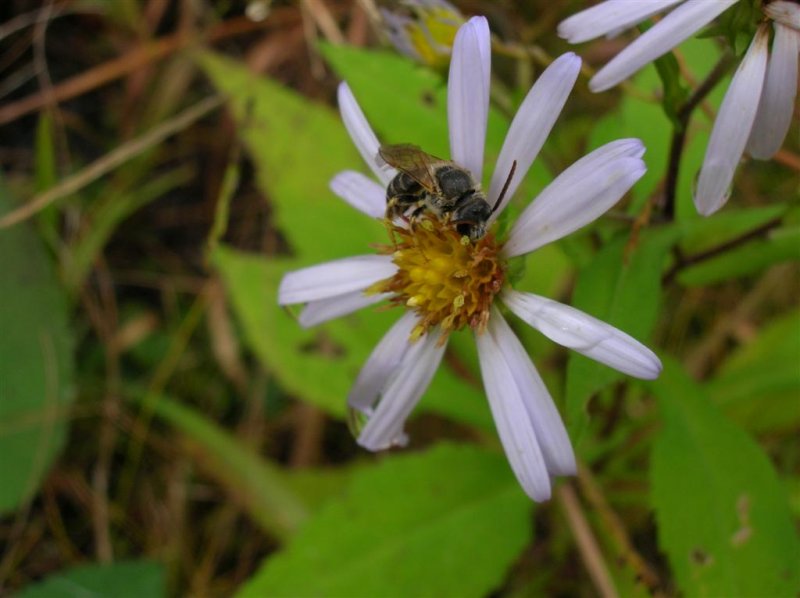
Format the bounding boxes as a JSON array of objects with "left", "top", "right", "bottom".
[{"left": 378, "top": 144, "right": 516, "bottom": 241}]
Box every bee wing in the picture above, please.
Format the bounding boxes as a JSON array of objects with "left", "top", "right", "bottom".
[{"left": 378, "top": 144, "right": 445, "bottom": 194}]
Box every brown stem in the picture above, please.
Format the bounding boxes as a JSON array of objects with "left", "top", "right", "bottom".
[
  {"left": 557, "top": 483, "right": 619, "bottom": 598},
  {"left": 0, "top": 11, "right": 302, "bottom": 127},
  {"left": 663, "top": 215, "right": 782, "bottom": 284},
  {"left": 576, "top": 463, "right": 663, "bottom": 593}
]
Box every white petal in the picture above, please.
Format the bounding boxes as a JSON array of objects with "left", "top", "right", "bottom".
[
  {"left": 487, "top": 53, "right": 581, "bottom": 220},
  {"left": 590, "top": 0, "right": 738, "bottom": 92},
  {"left": 337, "top": 82, "right": 395, "bottom": 185},
  {"left": 695, "top": 27, "right": 770, "bottom": 216},
  {"left": 476, "top": 313, "right": 551, "bottom": 501},
  {"left": 330, "top": 170, "right": 386, "bottom": 218},
  {"left": 747, "top": 24, "right": 799, "bottom": 160},
  {"left": 558, "top": 0, "right": 684, "bottom": 44},
  {"left": 299, "top": 291, "right": 390, "bottom": 328},
  {"left": 505, "top": 141, "right": 646, "bottom": 257},
  {"left": 503, "top": 290, "right": 663, "bottom": 379},
  {"left": 278, "top": 255, "right": 396, "bottom": 305},
  {"left": 448, "top": 16, "right": 491, "bottom": 180},
  {"left": 488, "top": 312, "right": 576, "bottom": 476},
  {"left": 357, "top": 328, "right": 447, "bottom": 450},
  {"left": 348, "top": 311, "right": 419, "bottom": 412},
  {"left": 765, "top": 0, "right": 800, "bottom": 30}
]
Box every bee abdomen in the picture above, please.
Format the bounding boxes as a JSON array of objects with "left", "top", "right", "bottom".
[
  {"left": 387, "top": 172, "right": 421, "bottom": 199},
  {"left": 386, "top": 172, "right": 426, "bottom": 220}
]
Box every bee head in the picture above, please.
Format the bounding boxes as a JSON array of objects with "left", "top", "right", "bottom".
[
  {"left": 454, "top": 198, "right": 492, "bottom": 240},
  {"left": 456, "top": 221, "right": 487, "bottom": 241}
]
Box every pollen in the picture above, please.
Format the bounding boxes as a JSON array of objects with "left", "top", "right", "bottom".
[{"left": 371, "top": 215, "right": 506, "bottom": 341}]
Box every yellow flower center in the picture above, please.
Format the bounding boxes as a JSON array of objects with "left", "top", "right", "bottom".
[
  {"left": 405, "top": 6, "right": 462, "bottom": 67},
  {"left": 371, "top": 216, "right": 505, "bottom": 341}
]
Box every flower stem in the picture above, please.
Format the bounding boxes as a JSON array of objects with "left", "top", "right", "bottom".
[{"left": 557, "top": 483, "right": 619, "bottom": 598}]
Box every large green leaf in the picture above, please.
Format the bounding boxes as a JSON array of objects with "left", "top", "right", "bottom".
[
  {"left": 565, "top": 227, "right": 677, "bottom": 442},
  {"left": 213, "top": 246, "right": 362, "bottom": 417},
  {"left": 706, "top": 310, "right": 800, "bottom": 434},
  {"left": 237, "top": 443, "right": 531, "bottom": 598},
  {"left": 320, "top": 43, "right": 452, "bottom": 158},
  {"left": 18, "top": 560, "right": 164, "bottom": 598},
  {"left": 198, "top": 51, "right": 384, "bottom": 264},
  {"left": 649, "top": 358, "right": 800, "bottom": 597},
  {"left": 0, "top": 185, "right": 74, "bottom": 515}
]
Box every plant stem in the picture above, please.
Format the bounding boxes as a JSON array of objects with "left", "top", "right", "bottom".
[
  {"left": 557, "top": 483, "right": 619, "bottom": 598},
  {"left": 663, "top": 215, "right": 783, "bottom": 284}
]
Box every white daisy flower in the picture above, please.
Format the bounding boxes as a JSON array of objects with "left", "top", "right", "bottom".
[
  {"left": 558, "top": 0, "right": 800, "bottom": 215},
  {"left": 278, "top": 16, "right": 662, "bottom": 501}
]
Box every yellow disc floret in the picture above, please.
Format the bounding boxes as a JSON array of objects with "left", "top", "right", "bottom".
[
  {"left": 405, "top": 5, "right": 462, "bottom": 68},
  {"left": 370, "top": 216, "right": 505, "bottom": 341}
]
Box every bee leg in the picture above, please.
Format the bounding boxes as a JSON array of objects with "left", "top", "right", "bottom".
[
  {"left": 409, "top": 203, "right": 427, "bottom": 220},
  {"left": 386, "top": 194, "right": 419, "bottom": 220}
]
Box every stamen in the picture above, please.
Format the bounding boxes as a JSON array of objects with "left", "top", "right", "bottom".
[{"left": 372, "top": 214, "right": 506, "bottom": 340}]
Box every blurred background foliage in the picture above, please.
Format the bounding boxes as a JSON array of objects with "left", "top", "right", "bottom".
[{"left": 0, "top": 0, "right": 798, "bottom": 596}]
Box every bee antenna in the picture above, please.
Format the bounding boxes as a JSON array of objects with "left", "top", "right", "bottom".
[{"left": 491, "top": 160, "right": 517, "bottom": 214}]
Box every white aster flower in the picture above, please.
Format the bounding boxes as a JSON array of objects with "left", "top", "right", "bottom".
[
  {"left": 278, "top": 17, "right": 662, "bottom": 501},
  {"left": 558, "top": 0, "right": 800, "bottom": 215}
]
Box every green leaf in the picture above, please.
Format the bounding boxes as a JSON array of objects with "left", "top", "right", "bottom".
[
  {"left": 678, "top": 225, "right": 800, "bottom": 286},
  {"left": 649, "top": 358, "right": 800, "bottom": 597},
  {"left": 206, "top": 145, "right": 241, "bottom": 259},
  {"left": 34, "top": 112, "right": 61, "bottom": 248},
  {"left": 237, "top": 443, "right": 531, "bottom": 598},
  {"left": 652, "top": 52, "right": 689, "bottom": 126},
  {"left": 283, "top": 466, "right": 358, "bottom": 512},
  {"left": 17, "top": 560, "right": 165, "bottom": 598},
  {"left": 212, "top": 246, "right": 387, "bottom": 417},
  {"left": 678, "top": 205, "right": 786, "bottom": 254},
  {"left": 565, "top": 227, "right": 677, "bottom": 442},
  {"left": 35, "top": 112, "right": 58, "bottom": 192},
  {"left": 706, "top": 310, "right": 800, "bottom": 434},
  {"left": 0, "top": 183, "right": 74, "bottom": 515},
  {"left": 635, "top": 20, "right": 689, "bottom": 127},
  {"left": 320, "top": 43, "right": 451, "bottom": 157},
  {"left": 707, "top": 0, "right": 760, "bottom": 54},
  {"left": 197, "top": 51, "right": 384, "bottom": 264},
  {"left": 141, "top": 389, "right": 309, "bottom": 538}
]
